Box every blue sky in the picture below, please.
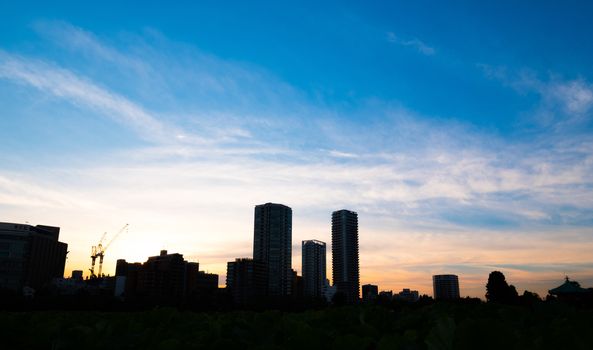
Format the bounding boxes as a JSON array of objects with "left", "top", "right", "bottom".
[{"left": 1, "top": 1, "right": 593, "bottom": 297}]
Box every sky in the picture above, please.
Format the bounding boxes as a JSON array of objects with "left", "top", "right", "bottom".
[{"left": 1, "top": 0, "right": 593, "bottom": 298}]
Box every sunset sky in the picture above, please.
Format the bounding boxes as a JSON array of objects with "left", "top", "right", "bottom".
[{"left": 1, "top": 1, "right": 593, "bottom": 298}]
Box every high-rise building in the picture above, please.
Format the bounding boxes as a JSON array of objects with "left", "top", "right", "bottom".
[
  {"left": 302, "top": 240, "right": 326, "bottom": 298},
  {"left": 226, "top": 258, "right": 267, "bottom": 305},
  {"left": 362, "top": 284, "right": 378, "bottom": 302},
  {"left": 331, "top": 209, "right": 360, "bottom": 303},
  {"left": 0, "top": 222, "right": 68, "bottom": 292},
  {"left": 433, "top": 274, "right": 460, "bottom": 300},
  {"left": 253, "top": 203, "right": 292, "bottom": 296}
]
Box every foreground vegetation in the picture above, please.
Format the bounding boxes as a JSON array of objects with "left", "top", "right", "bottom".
[{"left": 1, "top": 300, "right": 593, "bottom": 350}]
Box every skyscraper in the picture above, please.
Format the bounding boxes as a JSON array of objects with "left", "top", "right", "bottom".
[
  {"left": 253, "top": 203, "right": 292, "bottom": 296},
  {"left": 302, "top": 240, "right": 326, "bottom": 298},
  {"left": 432, "top": 274, "right": 460, "bottom": 300},
  {"left": 331, "top": 209, "right": 360, "bottom": 303}
]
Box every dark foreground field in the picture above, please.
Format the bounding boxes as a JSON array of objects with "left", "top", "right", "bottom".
[{"left": 1, "top": 301, "right": 592, "bottom": 349}]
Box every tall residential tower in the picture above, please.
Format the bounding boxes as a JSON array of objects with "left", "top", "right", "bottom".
[
  {"left": 331, "top": 209, "right": 359, "bottom": 303},
  {"left": 302, "top": 240, "right": 326, "bottom": 298},
  {"left": 253, "top": 203, "right": 292, "bottom": 296}
]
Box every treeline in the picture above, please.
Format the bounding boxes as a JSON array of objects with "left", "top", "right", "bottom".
[{"left": 2, "top": 301, "right": 593, "bottom": 349}]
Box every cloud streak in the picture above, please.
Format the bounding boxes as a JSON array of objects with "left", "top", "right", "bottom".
[
  {"left": 387, "top": 32, "right": 435, "bottom": 55},
  {"left": 0, "top": 50, "right": 193, "bottom": 144}
]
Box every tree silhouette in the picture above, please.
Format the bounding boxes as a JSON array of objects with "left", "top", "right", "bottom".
[
  {"left": 486, "top": 271, "right": 519, "bottom": 304},
  {"left": 520, "top": 290, "right": 542, "bottom": 305}
]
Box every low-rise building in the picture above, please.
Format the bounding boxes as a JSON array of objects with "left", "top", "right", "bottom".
[
  {"left": 378, "top": 290, "right": 393, "bottom": 302},
  {"left": 396, "top": 288, "right": 419, "bottom": 302}
]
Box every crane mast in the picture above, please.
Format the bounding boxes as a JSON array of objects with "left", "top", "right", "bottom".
[{"left": 89, "top": 224, "right": 129, "bottom": 278}]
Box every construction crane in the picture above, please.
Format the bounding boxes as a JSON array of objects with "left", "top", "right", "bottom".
[
  {"left": 90, "top": 224, "right": 129, "bottom": 278},
  {"left": 89, "top": 232, "right": 107, "bottom": 278}
]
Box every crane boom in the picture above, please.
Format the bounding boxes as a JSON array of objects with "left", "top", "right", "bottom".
[
  {"left": 98, "top": 232, "right": 107, "bottom": 245},
  {"left": 97, "top": 223, "right": 128, "bottom": 277},
  {"left": 104, "top": 224, "right": 129, "bottom": 252}
]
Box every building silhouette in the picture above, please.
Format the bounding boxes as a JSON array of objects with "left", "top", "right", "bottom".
[
  {"left": 193, "top": 271, "right": 219, "bottom": 292},
  {"left": 331, "top": 209, "right": 360, "bottom": 303},
  {"left": 433, "top": 274, "right": 460, "bottom": 300},
  {"left": 362, "top": 284, "right": 378, "bottom": 302},
  {"left": 549, "top": 276, "right": 591, "bottom": 302},
  {"left": 226, "top": 258, "right": 267, "bottom": 305},
  {"left": 395, "top": 288, "right": 419, "bottom": 302},
  {"left": 291, "top": 269, "right": 304, "bottom": 299},
  {"left": 0, "top": 222, "right": 68, "bottom": 292},
  {"left": 115, "top": 250, "right": 218, "bottom": 301},
  {"left": 324, "top": 279, "right": 336, "bottom": 302},
  {"left": 378, "top": 290, "right": 393, "bottom": 302},
  {"left": 253, "top": 203, "right": 292, "bottom": 296},
  {"left": 115, "top": 259, "right": 142, "bottom": 297},
  {"left": 71, "top": 270, "right": 83, "bottom": 281},
  {"left": 302, "top": 240, "right": 326, "bottom": 298},
  {"left": 138, "top": 250, "right": 187, "bottom": 298}
]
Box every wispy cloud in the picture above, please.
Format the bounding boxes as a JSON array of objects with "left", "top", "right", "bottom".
[
  {"left": 543, "top": 79, "right": 593, "bottom": 115},
  {"left": 386, "top": 32, "right": 435, "bottom": 55},
  {"left": 33, "top": 20, "right": 151, "bottom": 76},
  {"left": 0, "top": 50, "right": 195, "bottom": 144},
  {"left": 479, "top": 64, "right": 593, "bottom": 127},
  {"left": 23, "top": 22, "right": 326, "bottom": 149}
]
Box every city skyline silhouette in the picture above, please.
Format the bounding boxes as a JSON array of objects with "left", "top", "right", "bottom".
[
  {"left": 1, "top": 199, "right": 588, "bottom": 300},
  {"left": 1, "top": 1, "right": 593, "bottom": 300},
  {"left": 2, "top": 3, "right": 593, "bottom": 348}
]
